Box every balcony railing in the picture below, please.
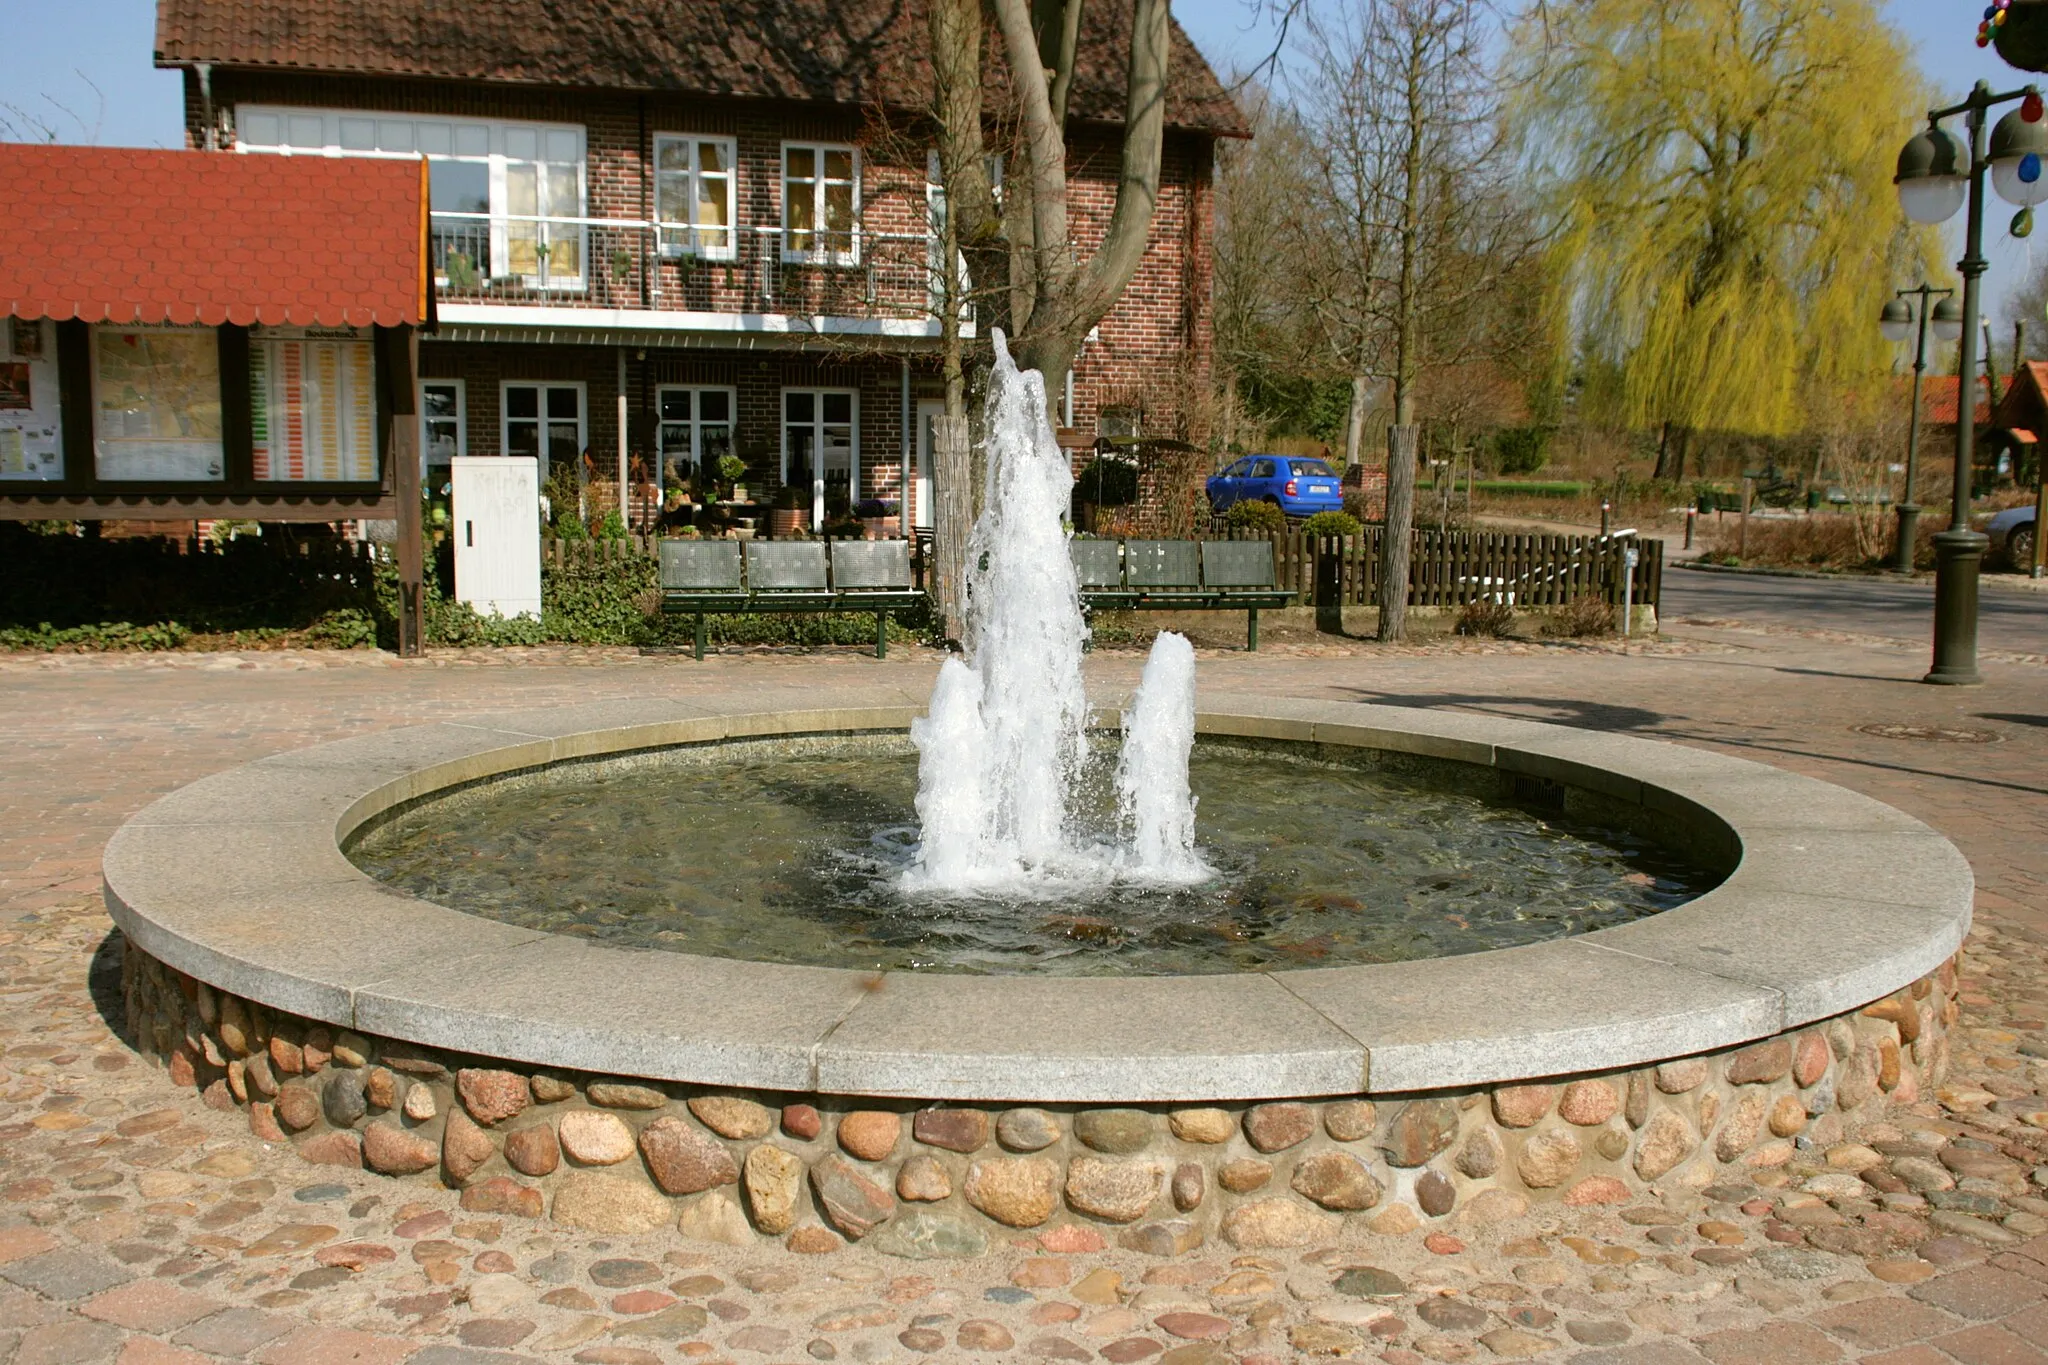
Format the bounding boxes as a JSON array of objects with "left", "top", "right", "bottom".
[{"left": 431, "top": 213, "right": 954, "bottom": 327}]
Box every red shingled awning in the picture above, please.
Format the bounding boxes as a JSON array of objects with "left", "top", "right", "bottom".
[{"left": 0, "top": 144, "right": 429, "bottom": 329}]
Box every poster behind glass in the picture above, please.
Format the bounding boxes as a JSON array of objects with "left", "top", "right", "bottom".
[
  {"left": 94, "top": 326, "right": 224, "bottom": 481},
  {"left": 0, "top": 318, "right": 63, "bottom": 481}
]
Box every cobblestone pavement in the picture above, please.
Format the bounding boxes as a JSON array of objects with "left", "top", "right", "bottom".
[{"left": 2, "top": 621, "right": 2047, "bottom": 1365}]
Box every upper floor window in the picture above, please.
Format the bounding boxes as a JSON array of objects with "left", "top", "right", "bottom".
[
  {"left": 655, "top": 136, "right": 736, "bottom": 260},
  {"left": 236, "top": 107, "right": 586, "bottom": 286},
  {"left": 783, "top": 144, "right": 859, "bottom": 265}
]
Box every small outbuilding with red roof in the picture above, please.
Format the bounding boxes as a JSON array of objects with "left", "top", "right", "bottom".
[{"left": 0, "top": 142, "right": 432, "bottom": 650}]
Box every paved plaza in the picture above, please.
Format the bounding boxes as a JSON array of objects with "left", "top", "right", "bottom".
[{"left": 2, "top": 612, "right": 2046, "bottom": 1365}]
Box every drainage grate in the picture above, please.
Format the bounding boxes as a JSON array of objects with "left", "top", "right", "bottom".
[{"left": 1852, "top": 723, "right": 2001, "bottom": 744}]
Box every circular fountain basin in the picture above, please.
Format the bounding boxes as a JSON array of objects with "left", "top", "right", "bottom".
[
  {"left": 104, "top": 688, "right": 1971, "bottom": 1103},
  {"left": 345, "top": 734, "right": 1716, "bottom": 977}
]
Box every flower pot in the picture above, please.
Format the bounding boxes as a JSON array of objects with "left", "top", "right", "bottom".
[
  {"left": 768, "top": 507, "right": 808, "bottom": 537},
  {"left": 862, "top": 516, "right": 898, "bottom": 540},
  {"left": 1996, "top": 1, "right": 2048, "bottom": 71}
]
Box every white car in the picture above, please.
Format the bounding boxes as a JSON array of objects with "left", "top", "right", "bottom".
[{"left": 1987, "top": 504, "right": 2037, "bottom": 570}]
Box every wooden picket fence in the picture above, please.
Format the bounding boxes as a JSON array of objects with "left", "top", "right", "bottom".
[
  {"left": 539, "top": 528, "right": 1662, "bottom": 609},
  {"left": 1236, "top": 528, "right": 1663, "bottom": 609}
]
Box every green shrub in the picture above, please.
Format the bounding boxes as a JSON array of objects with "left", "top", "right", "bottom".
[
  {"left": 1224, "top": 500, "right": 1288, "bottom": 534},
  {"left": 595, "top": 511, "right": 630, "bottom": 541},
  {"left": 1493, "top": 426, "right": 1553, "bottom": 475},
  {"left": 1301, "top": 510, "right": 1363, "bottom": 539},
  {"left": 0, "top": 621, "right": 193, "bottom": 651}
]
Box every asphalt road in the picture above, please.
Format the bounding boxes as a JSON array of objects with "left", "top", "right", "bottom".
[{"left": 1661, "top": 563, "right": 2048, "bottom": 657}]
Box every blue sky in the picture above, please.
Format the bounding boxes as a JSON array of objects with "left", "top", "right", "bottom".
[{"left": 3, "top": 0, "right": 2034, "bottom": 312}]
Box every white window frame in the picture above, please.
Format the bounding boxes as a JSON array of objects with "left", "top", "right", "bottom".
[
  {"left": 419, "top": 378, "right": 466, "bottom": 478},
  {"left": 781, "top": 142, "right": 861, "bottom": 266},
  {"left": 653, "top": 134, "right": 738, "bottom": 261},
  {"left": 655, "top": 384, "right": 737, "bottom": 483},
  {"left": 499, "top": 380, "right": 587, "bottom": 484},
  {"left": 235, "top": 106, "right": 588, "bottom": 289},
  {"left": 780, "top": 387, "right": 859, "bottom": 525}
]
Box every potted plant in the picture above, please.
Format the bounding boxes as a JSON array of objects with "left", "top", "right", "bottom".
[
  {"left": 768, "top": 484, "right": 808, "bottom": 538},
  {"left": 856, "top": 498, "right": 899, "bottom": 540},
  {"left": 718, "top": 454, "right": 749, "bottom": 503}
]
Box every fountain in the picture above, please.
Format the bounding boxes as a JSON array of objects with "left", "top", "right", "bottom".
[
  {"left": 101, "top": 340, "right": 1972, "bottom": 1250},
  {"left": 906, "top": 331, "right": 1208, "bottom": 894}
]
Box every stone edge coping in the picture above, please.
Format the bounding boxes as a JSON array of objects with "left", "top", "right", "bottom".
[{"left": 101, "top": 686, "right": 1974, "bottom": 1104}]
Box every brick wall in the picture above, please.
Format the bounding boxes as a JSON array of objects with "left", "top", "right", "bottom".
[{"left": 188, "top": 69, "right": 1219, "bottom": 498}]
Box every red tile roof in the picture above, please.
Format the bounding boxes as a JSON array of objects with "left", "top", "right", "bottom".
[
  {"left": 1, "top": 144, "right": 428, "bottom": 328},
  {"left": 154, "top": 0, "right": 1247, "bottom": 137},
  {"left": 1915, "top": 374, "right": 1993, "bottom": 427}
]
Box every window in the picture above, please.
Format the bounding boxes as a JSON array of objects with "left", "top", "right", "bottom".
[
  {"left": 782, "top": 389, "right": 857, "bottom": 515},
  {"left": 1099, "top": 404, "right": 1143, "bottom": 441},
  {"left": 420, "top": 380, "right": 466, "bottom": 478},
  {"left": 501, "top": 382, "right": 585, "bottom": 481},
  {"left": 249, "top": 329, "right": 378, "bottom": 483},
  {"left": 92, "top": 326, "right": 223, "bottom": 481},
  {"left": 783, "top": 144, "right": 858, "bottom": 264},
  {"left": 655, "top": 136, "right": 736, "bottom": 259},
  {"left": 1290, "top": 459, "right": 1337, "bottom": 478},
  {"left": 656, "top": 387, "right": 735, "bottom": 488},
  {"left": 236, "top": 107, "right": 585, "bottom": 285}
]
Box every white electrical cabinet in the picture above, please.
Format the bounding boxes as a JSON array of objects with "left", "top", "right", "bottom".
[{"left": 452, "top": 456, "right": 542, "bottom": 620}]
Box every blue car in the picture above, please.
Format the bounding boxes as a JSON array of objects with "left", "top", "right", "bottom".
[{"left": 1207, "top": 455, "right": 1344, "bottom": 518}]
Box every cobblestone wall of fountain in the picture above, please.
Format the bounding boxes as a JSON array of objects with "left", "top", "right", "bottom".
[{"left": 120, "top": 944, "right": 1960, "bottom": 1253}]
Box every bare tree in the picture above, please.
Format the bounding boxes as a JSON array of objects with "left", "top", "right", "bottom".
[
  {"left": 0, "top": 72, "right": 106, "bottom": 144},
  {"left": 1282, "top": 0, "right": 1536, "bottom": 639}
]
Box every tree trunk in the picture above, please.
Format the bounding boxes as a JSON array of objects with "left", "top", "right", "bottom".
[
  {"left": 1378, "top": 425, "right": 1418, "bottom": 642},
  {"left": 934, "top": 415, "right": 973, "bottom": 644},
  {"left": 1343, "top": 373, "right": 1368, "bottom": 468}
]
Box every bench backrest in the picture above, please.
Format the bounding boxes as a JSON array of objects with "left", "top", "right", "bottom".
[
  {"left": 1200, "top": 539, "right": 1276, "bottom": 589},
  {"left": 1068, "top": 538, "right": 1124, "bottom": 588},
  {"left": 659, "top": 539, "right": 744, "bottom": 592},
  {"left": 745, "top": 540, "right": 829, "bottom": 590},
  {"left": 831, "top": 539, "right": 913, "bottom": 591},
  {"left": 1125, "top": 540, "right": 1200, "bottom": 588}
]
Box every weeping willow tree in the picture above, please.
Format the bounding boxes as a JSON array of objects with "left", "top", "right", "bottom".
[{"left": 1511, "top": 0, "right": 1937, "bottom": 478}]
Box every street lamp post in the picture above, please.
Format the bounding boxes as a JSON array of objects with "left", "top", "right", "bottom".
[
  {"left": 1894, "top": 80, "right": 2048, "bottom": 684},
  {"left": 1878, "top": 287, "right": 1960, "bottom": 574}
]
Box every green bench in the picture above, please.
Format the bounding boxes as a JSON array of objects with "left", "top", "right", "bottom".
[
  {"left": 658, "top": 539, "right": 924, "bottom": 660},
  {"left": 1071, "top": 538, "right": 1295, "bottom": 650}
]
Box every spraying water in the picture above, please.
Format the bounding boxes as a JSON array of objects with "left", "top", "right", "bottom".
[
  {"left": 1116, "top": 631, "right": 1205, "bottom": 881},
  {"left": 906, "top": 330, "right": 1208, "bottom": 895}
]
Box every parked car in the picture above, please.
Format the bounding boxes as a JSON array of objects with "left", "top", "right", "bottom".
[
  {"left": 1207, "top": 455, "right": 1344, "bottom": 518},
  {"left": 1987, "top": 504, "right": 2037, "bottom": 570}
]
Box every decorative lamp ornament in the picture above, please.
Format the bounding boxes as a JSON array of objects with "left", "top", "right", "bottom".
[
  {"left": 2018, "top": 205, "right": 2038, "bottom": 237},
  {"left": 1991, "top": 103, "right": 2048, "bottom": 205},
  {"left": 1992, "top": 0, "right": 2048, "bottom": 69}
]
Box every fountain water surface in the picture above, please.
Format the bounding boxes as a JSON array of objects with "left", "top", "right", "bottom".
[{"left": 906, "top": 331, "right": 1209, "bottom": 896}]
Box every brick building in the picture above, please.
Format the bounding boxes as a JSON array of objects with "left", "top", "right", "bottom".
[{"left": 153, "top": 0, "right": 1243, "bottom": 533}]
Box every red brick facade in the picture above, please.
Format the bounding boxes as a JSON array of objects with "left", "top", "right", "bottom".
[{"left": 181, "top": 65, "right": 1221, "bottom": 522}]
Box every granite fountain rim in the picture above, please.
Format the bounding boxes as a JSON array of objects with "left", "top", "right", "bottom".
[{"left": 100, "top": 687, "right": 1973, "bottom": 1104}]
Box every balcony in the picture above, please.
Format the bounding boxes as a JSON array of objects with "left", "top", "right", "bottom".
[{"left": 430, "top": 213, "right": 960, "bottom": 340}]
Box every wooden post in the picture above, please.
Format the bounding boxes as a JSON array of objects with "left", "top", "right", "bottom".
[
  {"left": 1738, "top": 476, "right": 1754, "bottom": 560},
  {"left": 1378, "top": 426, "right": 1418, "bottom": 641},
  {"left": 2033, "top": 458, "right": 2047, "bottom": 578},
  {"left": 380, "top": 324, "right": 424, "bottom": 658}
]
